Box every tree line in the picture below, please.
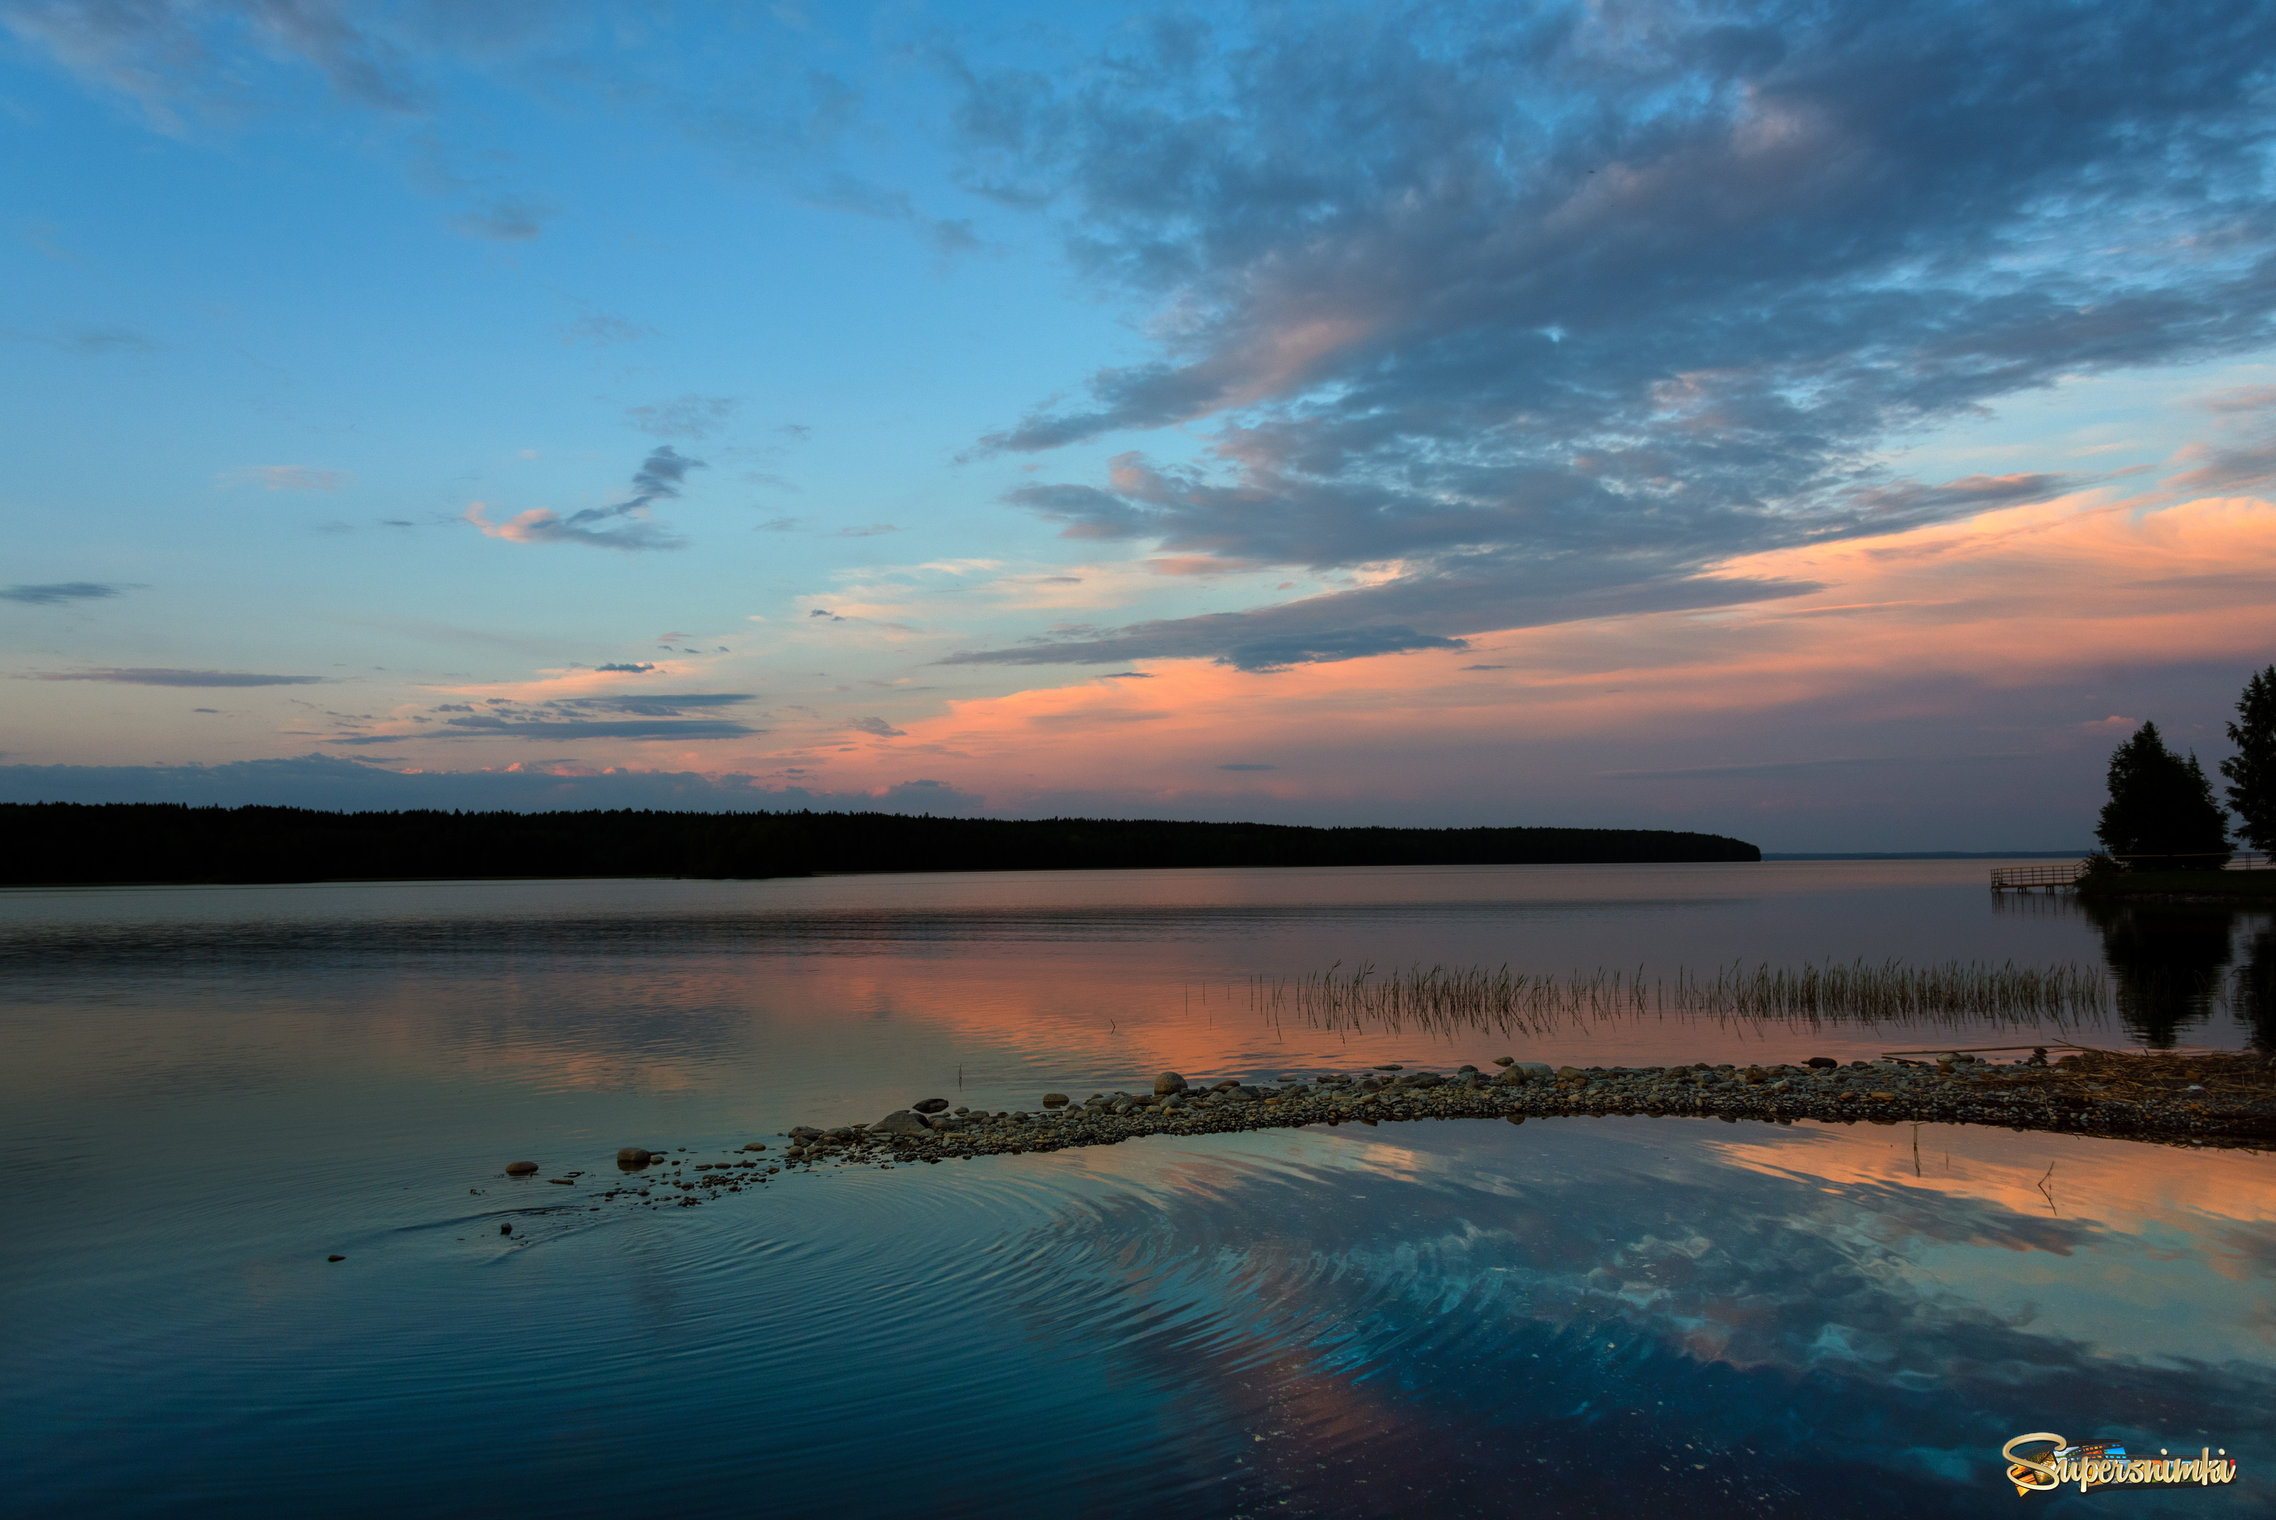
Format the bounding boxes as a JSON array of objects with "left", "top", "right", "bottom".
[
  {"left": 0, "top": 805, "right": 1761, "bottom": 887},
  {"left": 2095, "top": 665, "right": 2276, "bottom": 870}
]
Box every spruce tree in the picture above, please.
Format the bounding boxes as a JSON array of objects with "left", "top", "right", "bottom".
[
  {"left": 2096, "top": 722, "right": 2230, "bottom": 869},
  {"left": 2222, "top": 665, "right": 2276, "bottom": 853}
]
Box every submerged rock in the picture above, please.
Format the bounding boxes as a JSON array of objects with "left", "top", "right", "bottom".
[
  {"left": 504, "top": 1161, "right": 539, "bottom": 1176},
  {"left": 616, "top": 1147, "right": 655, "bottom": 1164}
]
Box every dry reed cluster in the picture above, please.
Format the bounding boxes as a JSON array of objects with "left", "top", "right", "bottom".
[{"left": 1249, "top": 958, "right": 2116, "bottom": 1037}]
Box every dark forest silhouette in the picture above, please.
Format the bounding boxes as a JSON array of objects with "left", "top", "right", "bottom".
[{"left": 0, "top": 803, "right": 1759, "bottom": 887}]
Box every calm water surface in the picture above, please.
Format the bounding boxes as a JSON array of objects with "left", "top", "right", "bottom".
[{"left": 2, "top": 861, "right": 2269, "bottom": 1516}]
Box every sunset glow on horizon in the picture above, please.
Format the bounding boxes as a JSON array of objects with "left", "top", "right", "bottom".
[{"left": 7, "top": 2, "right": 2276, "bottom": 850}]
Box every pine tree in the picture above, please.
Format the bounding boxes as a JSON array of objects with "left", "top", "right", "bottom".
[
  {"left": 2096, "top": 722, "right": 2230, "bottom": 870},
  {"left": 2222, "top": 665, "right": 2276, "bottom": 853}
]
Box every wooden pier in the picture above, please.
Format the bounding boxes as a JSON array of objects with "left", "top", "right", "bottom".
[
  {"left": 1989, "top": 853, "right": 2273, "bottom": 892},
  {"left": 1989, "top": 862, "right": 2087, "bottom": 893}
]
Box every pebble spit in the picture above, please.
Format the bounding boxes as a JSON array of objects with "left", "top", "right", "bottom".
[{"left": 485, "top": 1051, "right": 2275, "bottom": 1218}]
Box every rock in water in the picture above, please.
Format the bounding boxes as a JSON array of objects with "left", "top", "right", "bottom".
[
  {"left": 869, "top": 1110, "right": 931, "bottom": 1137},
  {"left": 1493, "top": 1056, "right": 1515, "bottom": 1067},
  {"left": 327, "top": 1254, "right": 345, "bottom": 1262},
  {"left": 1153, "top": 1071, "right": 1188, "bottom": 1095},
  {"left": 1040, "top": 1092, "right": 1070, "bottom": 1107},
  {"left": 616, "top": 1147, "right": 654, "bottom": 1164},
  {"left": 742, "top": 1142, "right": 768, "bottom": 1152},
  {"left": 504, "top": 1161, "right": 539, "bottom": 1176},
  {"left": 912, "top": 1098, "right": 951, "bottom": 1115}
]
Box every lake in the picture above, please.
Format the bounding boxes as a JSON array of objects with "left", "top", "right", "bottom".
[{"left": 1, "top": 860, "right": 2268, "bottom": 1516}]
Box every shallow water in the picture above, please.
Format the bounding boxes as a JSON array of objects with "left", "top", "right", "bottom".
[{"left": 2, "top": 862, "right": 2269, "bottom": 1516}]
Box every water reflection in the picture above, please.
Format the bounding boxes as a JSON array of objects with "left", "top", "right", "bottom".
[
  {"left": 2234, "top": 913, "right": 2276, "bottom": 1052},
  {"left": 7, "top": 1113, "right": 2269, "bottom": 1518},
  {"left": 1012, "top": 1120, "right": 2276, "bottom": 1517},
  {"left": 4, "top": 868, "right": 2272, "bottom": 1518},
  {"left": 2078, "top": 897, "right": 2276, "bottom": 1049}
]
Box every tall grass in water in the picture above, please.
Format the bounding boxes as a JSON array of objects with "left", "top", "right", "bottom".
[{"left": 1250, "top": 959, "right": 2113, "bottom": 1038}]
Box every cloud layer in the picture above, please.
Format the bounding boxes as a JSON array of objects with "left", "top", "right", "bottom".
[
  {"left": 464, "top": 446, "right": 704, "bottom": 550},
  {"left": 326, "top": 690, "right": 763, "bottom": 746},
  {"left": 1, "top": 581, "right": 128, "bottom": 605},
  {"left": 0, "top": 754, "right": 986, "bottom": 815},
  {"left": 950, "top": 0, "right": 2276, "bottom": 666},
  {"left": 36, "top": 667, "right": 322, "bottom": 687}
]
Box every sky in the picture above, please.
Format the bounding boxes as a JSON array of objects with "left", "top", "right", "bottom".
[{"left": 2, "top": 0, "right": 2274, "bottom": 851}]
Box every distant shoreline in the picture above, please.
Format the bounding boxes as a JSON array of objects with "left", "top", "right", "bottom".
[
  {"left": 0, "top": 802, "right": 1760, "bottom": 888},
  {"left": 1763, "top": 851, "right": 2086, "bottom": 860}
]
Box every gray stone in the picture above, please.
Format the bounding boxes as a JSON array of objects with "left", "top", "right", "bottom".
[
  {"left": 913, "top": 1098, "right": 950, "bottom": 1115},
  {"left": 869, "top": 1110, "right": 930, "bottom": 1137},
  {"left": 1153, "top": 1071, "right": 1188, "bottom": 1095}
]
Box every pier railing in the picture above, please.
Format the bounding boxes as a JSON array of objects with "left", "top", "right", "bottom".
[
  {"left": 1989, "top": 852, "right": 2273, "bottom": 891},
  {"left": 1989, "top": 862, "right": 2087, "bottom": 891}
]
